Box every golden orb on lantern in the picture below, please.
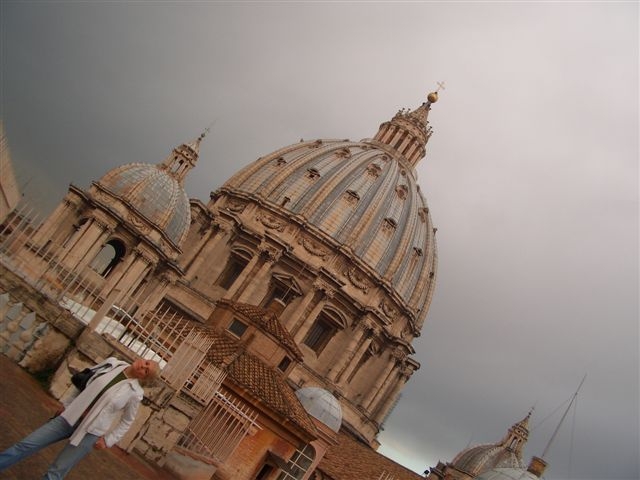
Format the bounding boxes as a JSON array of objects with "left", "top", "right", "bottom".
[{"left": 427, "top": 91, "right": 439, "bottom": 103}]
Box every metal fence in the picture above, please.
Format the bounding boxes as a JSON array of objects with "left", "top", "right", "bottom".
[{"left": 176, "top": 386, "right": 260, "bottom": 465}]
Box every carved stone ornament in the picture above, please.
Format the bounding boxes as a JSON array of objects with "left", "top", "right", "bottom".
[
  {"left": 92, "top": 217, "right": 112, "bottom": 232},
  {"left": 159, "top": 272, "right": 175, "bottom": 285},
  {"left": 418, "top": 207, "right": 429, "bottom": 223},
  {"left": 343, "top": 190, "right": 359, "bottom": 207},
  {"left": 128, "top": 213, "right": 151, "bottom": 234},
  {"left": 391, "top": 347, "right": 406, "bottom": 361},
  {"left": 257, "top": 213, "right": 285, "bottom": 232},
  {"left": 368, "top": 340, "right": 381, "bottom": 355},
  {"left": 299, "top": 236, "right": 329, "bottom": 259},
  {"left": 399, "top": 364, "right": 414, "bottom": 380},
  {"left": 357, "top": 317, "right": 376, "bottom": 334},
  {"left": 92, "top": 190, "right": 110, "bottom": 203},
  {"left": 379, "top": 300, "right": 397, "bottom": 319},
  {"left": 226, "top": 199, "right": 246, "bottom": 213},
  {"left": 259, "top": 243, "right": 282, "bottom": 262},
  {"left": 134, "top": 248, "right": 155, "bottom": 265},
  {"left": 312, "top": 279, "right": 330, "bottom": 292},
  {"left": 345, "top": 268, "right": 371, "bottom": 293},
  {"left": 382, "top": 218, "right": 397, "bottom": 232},
  {"left": 158, "top": 237, "right": 174, "bottom": 255},
  {"left": 395, "top": 184, "right": 408, "bottom": 200},
  {"left": 366, "top": 163, "right": 382, "bottom": 177},
  {"left": 335, "top": 148, "right": 351, "bottom": 159}
]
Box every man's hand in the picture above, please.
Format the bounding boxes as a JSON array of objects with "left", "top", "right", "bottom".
[{"left": 94, "top": 437, "right": 108, "bottom": 450}]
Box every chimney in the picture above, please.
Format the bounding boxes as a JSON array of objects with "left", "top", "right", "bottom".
[
  {"left": 527, "top": 456, "right": 548, "bottom": 478},
  {"left": 266, "top": 298, "right": 286, "bottom": 316}
]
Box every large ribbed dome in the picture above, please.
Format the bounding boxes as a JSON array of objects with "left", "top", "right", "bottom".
[
  {"left": 97, "top": 163, "right": 191, "bottom": 246},
  {"left": 221, "top": 127, "right": 437, "bottom": 320}
]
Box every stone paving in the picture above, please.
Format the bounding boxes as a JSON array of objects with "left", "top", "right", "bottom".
[{"left": 0, "top": 354, "right": 177, "bottom": 480}]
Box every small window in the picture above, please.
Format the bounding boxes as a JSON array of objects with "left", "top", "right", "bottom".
[
  {"left": 303, "top": 318, "right": 335, "bottom": 355},
  {"left": 277, "top": 356, "right": 291, "bottom": 372},
  {"left": 228, "top": 319, "right": 248, "bottom": 337},
  {"left": 217, "top": 256, "right": 248, "bottom": 289},
  {"left": 276, "top": 444, "right": 315, "bottom": 480}
]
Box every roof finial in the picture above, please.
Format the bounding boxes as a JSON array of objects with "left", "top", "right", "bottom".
[
  {"left": 540, "top": 374, "right": 586, "bottom": 459},
  {"left": 428, "top": 81, "right": 446, "bottom": 104},
  {"left": 198, "top": 120, "right": 216, "bottom": 143}
]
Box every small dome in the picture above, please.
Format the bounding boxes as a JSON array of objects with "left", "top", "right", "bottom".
[
  {"left": 476, "top": 467, "right": 540, "bottom": 480},
  {"left": 295, "top": 387, "right": 342, "bottom": 432},
  {"left": 450, "top": 414, "right": 531, "bottom": 476},
  {"left": 97, "top": 163, "right": 191, "bottom": 246},
  {"left": 452, "top": 444, "right": 525, "bottom": 475}
]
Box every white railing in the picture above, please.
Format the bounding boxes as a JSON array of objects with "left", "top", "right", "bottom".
[
  {"left": 162, "top": 329, "right": 227, "bottom": 402},
  {"left": 176, "top": 386, "right": 260, "bottom": 465}
]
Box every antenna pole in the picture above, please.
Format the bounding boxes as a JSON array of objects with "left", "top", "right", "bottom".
[{"left": 541, "top": 374, "right": 586, "bottom": 458}]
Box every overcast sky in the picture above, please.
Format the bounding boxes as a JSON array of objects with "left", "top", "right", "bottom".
[{"left": 1, "top": 2, "right": 638, "bottom": 480}]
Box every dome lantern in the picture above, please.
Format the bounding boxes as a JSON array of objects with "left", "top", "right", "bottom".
[{"left": 372, "top": 87, "right": 443, "bottom": 168}]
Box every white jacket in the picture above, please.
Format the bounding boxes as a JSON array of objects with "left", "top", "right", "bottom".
[{"left": 61, "top": 357, "right": 144, "bottom": 447}]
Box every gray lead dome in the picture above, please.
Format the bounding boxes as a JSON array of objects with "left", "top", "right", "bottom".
[
  {"left": 295, "top": 387, "right": 342, "bottom": 433},
  {"left": 97, "top": 162, "right": 191, "bottom": 247}
]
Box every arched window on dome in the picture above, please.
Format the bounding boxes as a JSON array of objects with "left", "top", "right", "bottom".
[
  {"left": 303, "top": 307, "right": 346, "bottom": 356},
  {"left": 276, "top": 444, "right": 315, "bottom": 480},
  {"left": 89, "top": 238, "right": 126, "bottom": 277}
]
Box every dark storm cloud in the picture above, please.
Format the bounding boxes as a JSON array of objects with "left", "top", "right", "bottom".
[{"left": 2, "top": 2, "right": 637, "bottom": 480}]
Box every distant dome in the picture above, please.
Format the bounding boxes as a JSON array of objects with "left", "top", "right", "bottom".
[
  {"left": 450, "top": 414, "right": 531, "bottom": 476},
  {"left": 295, "top": 387, "right": 342, "bottom": 432},
  {"left": 451, "top": 443, "right": 525, "bottom": 475},
  {"left": 97, "top": 163, "right": 191, "bottom": 246},
  {"left": 476, "top": 468, "right": 540, "bottom": 480}
]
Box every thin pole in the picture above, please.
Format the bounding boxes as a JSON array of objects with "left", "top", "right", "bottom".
[{"left": 541, "top": 374, "right": 586, "bottom": 459}]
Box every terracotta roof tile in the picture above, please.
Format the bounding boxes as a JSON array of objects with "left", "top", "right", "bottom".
[
  {"left": 202, "top": 329, "right": 317, "bottom": 437},
  {"left": 227, "top": 351, "right": 318, "bottom": 436},
  {"left": 317, "top": 431, "right": 423, "bottom": 480},
  {"left": 217, "top": 300, "right": 303, "bottom": 360}
]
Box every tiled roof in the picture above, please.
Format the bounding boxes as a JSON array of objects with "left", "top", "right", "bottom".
[
  {"left": 217, "top": 300, "right": 303, "bottom": 360},
  {"left": 203, "top": 329, "right": 317, "bottom": 437},
  {"left": 227, "top": 351, "right": 318, "bottom": 436},
  {"left": 317, "top": 431, "right": 423, "bottom": 480}
]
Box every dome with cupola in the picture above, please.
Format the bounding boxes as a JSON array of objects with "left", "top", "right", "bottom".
[
  {"left": 93, "top": 136, "right": 203, "bottom": 248},
  {"left": 449, "top": 413, "right": 532, "bottom": 476},
  {"left": 219, "top": 94, "right": 440, "bottom": 329}
]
